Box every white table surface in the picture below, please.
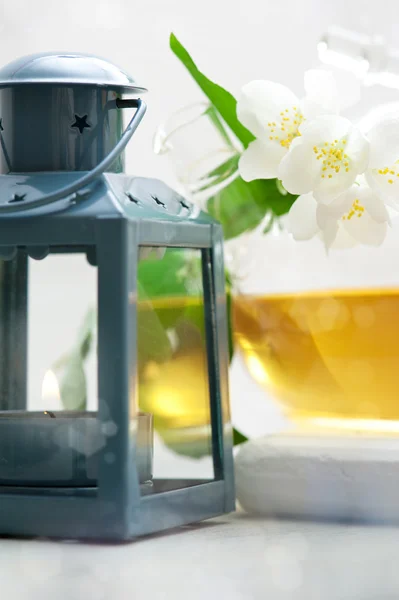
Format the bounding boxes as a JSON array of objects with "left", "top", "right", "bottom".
[{"left": 1, "top": 508, "right": 399, "bottom": 600}]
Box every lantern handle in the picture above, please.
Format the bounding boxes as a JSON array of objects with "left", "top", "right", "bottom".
[{"left": 0, "top": 98, "right": 147, "bottom": 214}]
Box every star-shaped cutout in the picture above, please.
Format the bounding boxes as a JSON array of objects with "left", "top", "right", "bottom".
[
  {"left": 180, "top": 199, "right": 190, "bottom": 210},
  {"left": 125, "top": 192, "right": 140, "bottom": 205},
  {"left": 9, "top": 193, "right": 26, "bottom": 204},
  {"left": 71, "top": 114, "right": 91, "bottom": 134},
  {"left": 151, "top": 194, "right": 166, "bottom": 208}
]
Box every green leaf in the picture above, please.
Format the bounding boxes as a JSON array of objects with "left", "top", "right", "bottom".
[
  {"left": 259, "top": 180, "right": 298, "bottom": 216},
  {"left": 76, "top": 307, "right": 96, "bottom": 360},
  {"left": 137, "top": 248, "right": 206, "bottom": 406},
  {"left": 200, "top": 154, "right": 239, "bottom": 182},
  {"left": 207, "top": 176, "right": 297, "bottom": 240},
  {"left": 233, "top": 428, "right": 248, "bottom": 445},
  {"left": 205, "top": 104, "right": 236, "bottom": 148},
  {"left": 54, "top": 307, "right": 97, "bottom": 411},
  {"left": 137, "top": 249, "right": 189, "bottom": 300},
  {"left": 170, "top": 33, "right": 254, "bottom": 148},
  {"left": 56, "top": 352, "right": 87, "bottom": 411},
  {"left": 276, "top": 179, "right": 288, "bottom": 196},
  {"left": 262, "top": 214, "right": 275, "bottom": 235},
  {"left": 195, "top": 154, "right": 240, "bottom": 193},
  {"left": 137, "top": 283, "right": 173, "bottom": 364}
]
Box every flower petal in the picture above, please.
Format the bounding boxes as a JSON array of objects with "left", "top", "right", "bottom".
[
  {"left": 366, "top": 117, "right": 399, "bottom": 169},
  {"left": 367, "top": 170, "right": 397, "bottom": 204},
  {"left": 316, "top": 201, "right": 348, "bottom": 249},
  {"left": 329, "top": 226, "right": 358, "bottom": 250},
  {"left": 287, "top": 193, "right": 319, "bottom": 240},
  {"left": 313, "top": 168, "right": 358, "bottom": 204},
  {"left": 237, "top": 80, "right": 300, "bottom": 140},
  {"left": 353, "top": 185, "right": 389, "bottom": 223},
  {"left": 238, "top": 139, "right": 286, "bottom": 181},
  {"left": 321, "top": 219, "right": 339, "bottom": 250},
  {"left": 299, "top": 115, "right": 351, "bottom": 144},
  {"left": 301, "top": 69, "right": 338, "bottom": 120},
  {"left": 319, "top": 189, "right": 353, "bottom": 219},
  {"left": 278, "top": 139, "right": 320, "bottom": 195},
  {"left": 341, "top": 210, "right": 387, "bottom": 246},
  {"left": 345, "top": 128, "right": 370, "bottom": 174}
]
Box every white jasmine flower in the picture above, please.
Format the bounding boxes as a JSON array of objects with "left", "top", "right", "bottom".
[
  {"left": 279, "top": 115, "right": 369, "bottom": 203},
  {"left": 288, "top": 183, "right": 389, "bottom": 249},
  {"left": 237, "top": 70, "right": 338, "bottom": 181},
  {"left": 365, "top": 116, "right": 399, "bottom": 207}
]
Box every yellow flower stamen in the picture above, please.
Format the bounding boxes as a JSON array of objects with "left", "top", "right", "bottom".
[
  {"left": 377, "top": 162, "right": 399, "bottom": 183},
  {"left": 314, "top": 138, "right": 350, "bottom": 181},
  {"left": 266, "top": 106, "right": 304, "bottom": 149},
  {"left": 342, "top": 199, "right": 365, "bottom": 221}
]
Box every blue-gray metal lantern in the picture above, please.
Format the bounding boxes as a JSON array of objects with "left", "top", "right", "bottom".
[{"left": 0, "top": 52, "right": 235, "bottom": 540}]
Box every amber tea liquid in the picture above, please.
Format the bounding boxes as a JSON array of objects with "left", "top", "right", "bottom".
[
  {"left": 233, "top": 289, "right": 399, "bottom": 434},
  {"left": 137, "top": 296, "right": 214, "bottom": 452}
]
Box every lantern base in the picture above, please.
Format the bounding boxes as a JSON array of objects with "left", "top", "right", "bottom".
[{"left": 0, "top": 411, "right": 153, "bottom": 487}]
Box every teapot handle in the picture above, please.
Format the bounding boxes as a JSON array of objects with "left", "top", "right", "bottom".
[{"left": 0, "top": 98, "right": 147, "bottom": 214}]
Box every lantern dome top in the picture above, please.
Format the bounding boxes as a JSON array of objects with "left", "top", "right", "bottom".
[{"left": 0, "top": 52, "right": 147, "bottom": 94}]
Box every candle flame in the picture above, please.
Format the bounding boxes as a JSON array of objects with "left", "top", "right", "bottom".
[{"left": 41, "top": 369, "right": 61, "bottom": 407}]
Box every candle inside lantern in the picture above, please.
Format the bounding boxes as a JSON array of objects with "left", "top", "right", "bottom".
[{"left": 0, "top": 372, "right": 153, "bottom": 487}]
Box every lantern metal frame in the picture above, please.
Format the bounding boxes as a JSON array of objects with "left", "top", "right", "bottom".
[{"left": 0, "top": 172, "right": 235, "bottom": 540}]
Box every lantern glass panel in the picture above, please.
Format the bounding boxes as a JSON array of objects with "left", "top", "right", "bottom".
[
  {"left": 0, "top": 251, "right": 100, "bottom": 489},
  {"left": 28, "top": 253, "right": 98, "bottom": 412},
  {"left": 137, "top": 247, "right": 215, "bottom": 491}
]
